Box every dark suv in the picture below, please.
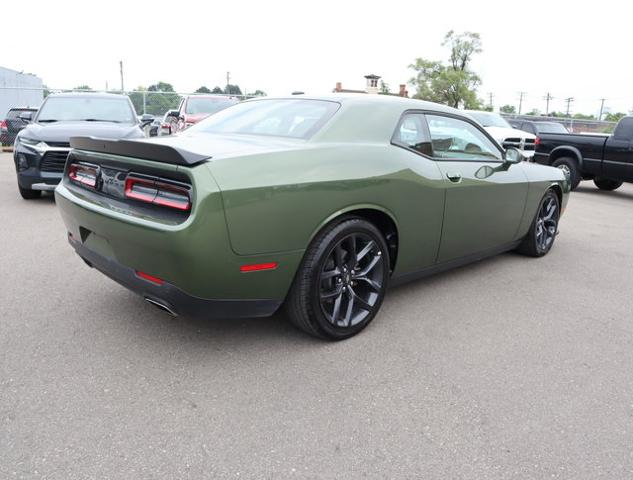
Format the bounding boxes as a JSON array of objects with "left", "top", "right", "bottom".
[
  {"left": 1, "top": 107, "right": 38, "bottom": 146},
  {"left": 14, "top": 93, "right": 145, "bottom": 199}
]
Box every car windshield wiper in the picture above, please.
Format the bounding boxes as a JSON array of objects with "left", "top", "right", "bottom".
[
  {"left": 38, "top": 119, "right": 58, "bottom": 123},
  {"left": 82, "top": 119, "right": 122, "bottom": 123}
]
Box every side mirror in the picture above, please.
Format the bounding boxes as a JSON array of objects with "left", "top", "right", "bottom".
[
  {"left": 165, "top": 109, "right": 180, "bottom": 118},
  {"left": 19, "top": 111, "right": 33, "bottom": 123},
  {"left": 504, "top": 146, "right": 524, "bottom": 164},
  {"left": 140, "top": 114, "right": 154, "bottom": 122}
]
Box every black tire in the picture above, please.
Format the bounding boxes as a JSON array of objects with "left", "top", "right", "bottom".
[
  {"left": 18, "top": 185, "right": 42, "bottom": 200},
  {"left": 285, "top": 217, "right": 390, "bottom": 340},
  {"left": 593, "top": 177, "right": 622, "bottom": 191},
  {"left": 516, "top": 189, "right": 560, "bottom": 257},
  {"left": 552, "top": 157, "right": 581, "bottom": 190}
]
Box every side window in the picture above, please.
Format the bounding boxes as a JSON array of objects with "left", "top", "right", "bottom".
[
  {"left": 392, "top": 113, "right": 432, "bottom": 156},
  {"left": 426, "top": 114, "right": 502, "bottom": 161}
]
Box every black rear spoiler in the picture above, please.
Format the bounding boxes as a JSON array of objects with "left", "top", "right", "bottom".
[{"left": 69, "top": 137, "right": 210, "bottom": 166}]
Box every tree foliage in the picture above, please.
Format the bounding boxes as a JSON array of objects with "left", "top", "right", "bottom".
[
  {"left": 211, "top": 86, "right": 224, "bottom": 94},
  {"left": 573, "top": 112, "right": 596, "bottom": 120},
  {"left": 604, "top": 112, "right": 627, "bottom": 122},
  {"left": 130, "top": 82, "right": 180, "bottom": 116},
  {"left": 409, "top": 31, "right": 482, "bottom": 109},
  {"left": 224, "top": 84, "right": 242, "bottom": 95},
  {"left": 500, "top": 104, "right": 516, "bottom": 114},
  {"left": 195, "top": 86, "right": 212, "bottom": 94},
  {"left": 379, "top": 80, "right": 390, "bottom": 94}
]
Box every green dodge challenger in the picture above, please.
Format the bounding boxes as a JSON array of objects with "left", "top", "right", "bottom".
[{"left": 55, "top": 95, "right": 570, "bottom": 339}]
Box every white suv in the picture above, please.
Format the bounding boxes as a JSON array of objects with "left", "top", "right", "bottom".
[{"left": 465, "top": 110, "right": 536, "bottom": 160}]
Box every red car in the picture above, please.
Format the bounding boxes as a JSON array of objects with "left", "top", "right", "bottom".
[{"left": 162, "top": 95, "right": 240, "bottom": 135}]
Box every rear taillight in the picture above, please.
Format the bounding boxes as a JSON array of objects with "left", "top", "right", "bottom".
[
  {"left": 0, "top": 120, "right": 7, "bottom": 129},
  {"left": 535, "top": 136, "right": 541, "bottom": 147},
  {"left": 68, "top": 163, "right": 99, "bottom": 188},
  {"left": 124, "top": 175, "right": 191, "bottom": 211}
]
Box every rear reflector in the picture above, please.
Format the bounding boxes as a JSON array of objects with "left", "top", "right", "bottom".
[
  {"left": 135, "top": 270, "right": 164, "bottom": 285},
  {"left": 125, "top": 175, "right": 191, "bottom": 211},
  {"left": 240, "top": 262, "right": 278, "bottom": 272},
  {"left": 68, "top": 163, "right": 99, "bottom": 188}
]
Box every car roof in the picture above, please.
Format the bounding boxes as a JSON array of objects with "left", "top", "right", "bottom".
[
  {"left": 245, "top": 93, "right": 460, "bottom": 115},
  {"left": 45, "top": 92, "right": 129, "bottom": 99}
]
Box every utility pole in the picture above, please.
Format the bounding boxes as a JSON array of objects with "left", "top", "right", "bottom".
[
  {"left": 119, "top": 61, "right": 124, "bottom": 93},
  {"left": 543, "top": 92, "right": 553, "bottom": 116},
  {"left": 487, "top": 92, "right": 494, "bottom": 110},
  {"left": 518, "top": 91, "right": 526, "bottom": 115},
  {"left": 598, "top": 98, "right": 606, "bottom": 121},
  {"left": 564, "top": 97, "right": 574, "bottom": 117},
  {"left": 226, "top": 71, "right": 230, "bottom": 94}
]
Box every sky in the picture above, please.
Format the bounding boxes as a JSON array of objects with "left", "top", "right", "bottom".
[{"left": 3, "top": 0, "right": 631, "bottom": 117}]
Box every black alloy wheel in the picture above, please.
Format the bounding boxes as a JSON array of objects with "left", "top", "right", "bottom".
[
  {"left": 286, "top": 218, "right": 390, "bottom": 340},
  {"left": 516, "top": 189, "right": 560, "bottom": 257},
  {"left": 318, "top": 232, "right": 385, "bottom": 328}
]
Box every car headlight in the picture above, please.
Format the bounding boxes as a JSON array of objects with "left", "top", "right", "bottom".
[{"left": 17, "top": 136, "right": 48, "bottom": 152}]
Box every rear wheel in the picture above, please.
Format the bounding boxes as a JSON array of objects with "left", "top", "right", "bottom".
[
  {"left": 516, "top": 189, "right": 560, "bottom": 257},
  {"left": 18, "top": 185, "right": 42, "bottom": 199},
  {"left": 552, "top": 157, "right": 581, "bottom": 190},
  {"left": 285, "top": 218, "right": 390, "bottom": 340},
  {"left": 593, "top": 177, "right": 622, "bottom": 191}
]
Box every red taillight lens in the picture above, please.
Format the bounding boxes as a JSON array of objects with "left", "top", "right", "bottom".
[
  {"left": 535, "top": 136, "right": 541, "bottom": 147},
  {"left": 125, "top": 176, "right": 191, "bottom": 211},
  {"left": 0, "top": 120, "right": 7, "bottom": 129},
  {"left": 68, "top": 163, "right": 98, "bottom": 188}
]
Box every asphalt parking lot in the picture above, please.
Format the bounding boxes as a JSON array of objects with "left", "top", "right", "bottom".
[{"left": 1, "top": 152, "right": 632, "bottom": 479}]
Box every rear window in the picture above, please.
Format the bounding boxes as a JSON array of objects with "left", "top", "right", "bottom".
[
  {"left": 189, "top": 99, "right": 340, "bottom": 139},
  {"left": 37, "top": 96, "right": 136, "bottom": 123},
  {"left": 535, "top": 122, "right": 568, "bottom": 134},
  {"left": 185, "top": 97, "right": 238, "bottom": 115},
  {"left": 7, "top": 109, "right": 35, "bottom": 119}
]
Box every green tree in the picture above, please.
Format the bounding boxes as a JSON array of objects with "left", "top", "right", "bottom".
[
  {"left": 409, "top": 31, "right": 482, "bottom": 109},
  {"left": 211, "top": 86, "right": 224, "bottom": 94},
  {"left": 573, "top": 113, "right": 596, "bottom": 120},
  {"left": 526, "top": 108, "right": 541, "bottom": 116},
  {"left": 604, "top": 112, "right": 626, "bottom": 122},
  {"left": 195, "top": 86, "right": 212, "bottom": 94},
  {"left": 143, "top": 82, "right": 180, "bottom": 115},
  {"left": 224, "top": 84, "right": 242, "bottom": 95},
  {"left": 379, "top": 80, "right": 390, "bottom": 94},
  {"left": 252, "top": 89, "right": 267, "bottom": 97},
  {"left": 500, "top": 104, "right": 516, "bottom": 114}
]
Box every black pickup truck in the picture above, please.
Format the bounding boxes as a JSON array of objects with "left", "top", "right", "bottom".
[{"left": 534, "top": 116, "right": 633, "bottom": 190}]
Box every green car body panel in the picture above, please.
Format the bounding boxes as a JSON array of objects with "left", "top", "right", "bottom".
[{"left": 55, "top": 95, "right": 570, "bottom": 318}]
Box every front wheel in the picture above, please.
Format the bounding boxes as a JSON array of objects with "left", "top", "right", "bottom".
[
  {"left": 285, "top": 218, "right": 390, "bottom": 340},
  {"left": 516, "top": 189, "right": 560, "bottom": 257},
  {"left": 593, "top": 177, "right": 622, "bottom": 191},
  {"left": 18, "top": 185, "right": 42, "bottom": 200},
  {"left": 552, "top": 157, "right": 581, "bottom": 190}
]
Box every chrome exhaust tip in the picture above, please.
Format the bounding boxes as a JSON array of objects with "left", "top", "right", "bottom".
[{"left": 144, "top": 297, "right": 177, "bottom": 317}]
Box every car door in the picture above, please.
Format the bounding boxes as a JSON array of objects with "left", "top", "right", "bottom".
[
  {"left": 603, "top": 118, "right": 633, "bottom": 181},
  {"left": 424, "top": 113, "right": 529, "bottom": 263}
]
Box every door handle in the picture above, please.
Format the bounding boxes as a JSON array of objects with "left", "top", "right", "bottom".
[{"left": 446, "top": 172, "right": 462, "bottom": 183}]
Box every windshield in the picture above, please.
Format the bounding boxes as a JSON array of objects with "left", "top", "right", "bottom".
[
  {"left": 535, "top": 122, "right": 568, "bottom": 134},
  {"left": 467, "top": 111, "right": 512, "bottom": 128},
  {"left": 189, "top": 99, "right": 340, "bottom": 139},
  {"left": 185, "top": 97, "right": 238, "bottom": 115},
  {"left": 37, "top": 96, "right": 136, "bottom": 123}
]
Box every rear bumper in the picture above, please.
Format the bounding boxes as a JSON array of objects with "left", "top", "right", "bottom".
[{"left": 69, "top": 234, "right": 282, "bottom": 319}]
